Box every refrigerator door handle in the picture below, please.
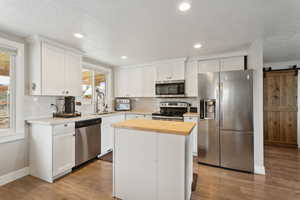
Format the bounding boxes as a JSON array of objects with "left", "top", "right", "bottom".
[{"left": 220, "top": 82, "right": 223, "bottom": 128}]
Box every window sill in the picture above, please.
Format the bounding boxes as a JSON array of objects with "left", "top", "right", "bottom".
[{"left": 0, "top": 133, "right": 25, "bottom": 144}]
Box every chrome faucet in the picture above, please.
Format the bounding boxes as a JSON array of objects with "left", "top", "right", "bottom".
[{"left": 95, "top": 88, "right": 108, "bottom": 113}]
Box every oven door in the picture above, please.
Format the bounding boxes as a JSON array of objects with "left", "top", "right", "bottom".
[{"left": 155, "top": 81, "right": 185, "bottom": 97}]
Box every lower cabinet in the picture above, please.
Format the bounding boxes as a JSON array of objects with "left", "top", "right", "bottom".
[
  {"left": 184, "top": 116, "right": 198, "bottom": 156},
  {"left": 125, "top": 113, "right": 152, "bottom": 120},
  {"left": 114, "top": 128, "right": 192, "bottom": 200},
  {"left": 53, "top": 131, "right": 75, "bottom": 176},
  {"left": 29, "top": 122, "right": 75, "bottom": 183},
  {"left": 101, "top": 114, "right": 125, "bottom": 154}
]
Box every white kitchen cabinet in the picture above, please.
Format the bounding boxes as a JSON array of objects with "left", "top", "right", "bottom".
[
  {"left": 115, "top": 66, "right": 156, "bottom": 97},
  {"left": 185, "top": 61, "right": 198, "bottom": 97},
  {"left": 198, "top": 59, "right": 220, "bottom": 73},
  {"left": 29, "top": 122, "right": 75, "bottom": 183},
  {"left": 114, "top": 129, "right": 157, "bottom": 200},
  {"left": 101, "top": 114, "right": 125, "bottom": 154},
  {"left": 115, "top": 68, "right": 129, "bottom": 97},
  {"left": 53, "top": 130, "right": 75, "bottom": 177},
  {"left": 64, "top": 51, "right": 82, "bottom": 96},
  {"left": 184, "top": 116, "right": 198, "bottom": 156},
  {"left": 156, "top": 60, "right": 185, "bottom": 81},
  {"left": 28, "top": 36, "right": 82, "bottom": 96},
  {"left": 220, "top": 56, "right": 245, "bottom": 72},
  {"left": 42, "top": 43, "right": 66, "bottom": 96},
  {"left": 142, "top": 66, "right": 156, "bottom": 97},
  {"left": 125, "top": 113, "right": 150, "bottom": 120},
  {"left": 114, "top": 128, "right": 193, "bottom": 200}
]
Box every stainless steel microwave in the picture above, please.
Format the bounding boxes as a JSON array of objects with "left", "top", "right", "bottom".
[{"left": 155, "top": 80, "right": 185, "bottom": 97}]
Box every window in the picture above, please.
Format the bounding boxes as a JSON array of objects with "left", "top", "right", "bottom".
[
  {"left": 81, "top": 68, "right": 107, "bottom": 104},
  {"left": 0, "top": 36, "right": 25, "bottom": 143},
  {"left": 0, "top": 52, "right": 13, "bottom": 130}
]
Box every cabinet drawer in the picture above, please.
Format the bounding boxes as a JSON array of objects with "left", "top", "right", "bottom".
[{"left": 53, "top": 123, "right": 75, "bottom": 135}]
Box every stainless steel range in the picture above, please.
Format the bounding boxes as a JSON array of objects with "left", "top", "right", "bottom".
[{"left": 152, "top": 102, "right": 188, "bottom": 121}]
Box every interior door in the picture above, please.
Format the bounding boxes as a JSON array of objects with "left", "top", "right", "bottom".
[
  {"left": 42, "top": 43, "right": 65, "bottom": 95},
  {"left": 264, "top": 70, "right": 298, "bottom": 147}
]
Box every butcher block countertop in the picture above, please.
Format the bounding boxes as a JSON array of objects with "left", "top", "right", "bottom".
[{"left": 112, "top": 119, "right": 195, "bottom": 136}]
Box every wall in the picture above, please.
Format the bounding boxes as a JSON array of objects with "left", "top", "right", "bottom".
[
  {"left": 264, "top": 60, "right": 300, "bottom": 148},
  {"left": 248, "top": 40, "right": 265, "bottom": 174}
]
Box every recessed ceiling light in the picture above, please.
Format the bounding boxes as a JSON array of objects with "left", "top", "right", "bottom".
[
  {"left": 73, "top": 33, "right": 84, "bottom": 39},
  {"left": 178, "top": 1, "right": 191, "bottom": 12},
  {"left": 121, "top": 56, "right": 128, "bottom": 60},
  {"left": 194, "top": 43, "right": 202, "bottom": 49}
]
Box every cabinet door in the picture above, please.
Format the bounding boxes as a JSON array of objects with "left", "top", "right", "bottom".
[
  {"left": 171, "top": 61, "right": 185, "bottom": 80},
  {"left": 185, "top": 61, "right": 198, "bottom": 97},
  {"left": 115, "top": 69, "right": 129, "bottom": 97},
  {"left": 156, "top": 63, "right": 172, "bottom": 81},
  {"left": 158, "top": 133, "right": 186, "bottom": 200},
  {"left": 142, "top": 66, "right": 156, "bottom": 97},
  {"left": 42, "top": 43, "right": 66, "bottom": 95},
  {"left": 128, "top": 67, "right": 143, "bottom": 97},
  {"left": 198, "top": 59, "right": 220, "bottom": 73},
  {"left": 114, "top": 129, "right": 157, "bottom": 200},
  {"left": 101, "top": 114, "right": 125, "bottom": 154},
  {"left": 125, "top": 114, "right": 145, "bottom": 120},
  {"left": 184, "top": 117, "right": 198, "bottom": 156},
  {"left": 64, "top": 52, "right": 82, "bottom": 96},
  {"left": 53, "top": 132, "right": 75, "bottom": 177},
  {"left": 220, "top": 56, "right": 245, "bottom": 72}
]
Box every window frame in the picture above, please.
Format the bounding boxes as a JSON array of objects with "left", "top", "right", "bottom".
[
  {"left": 81, "top": 62, "right": 112, "bottom": 111},
  {"left": 0, "top": 37, "right": 25, "bottom": 144}
]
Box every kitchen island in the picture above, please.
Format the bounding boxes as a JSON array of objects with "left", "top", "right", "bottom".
[{"left": 112, "top": 119, "right": 195, "bottom": 200}]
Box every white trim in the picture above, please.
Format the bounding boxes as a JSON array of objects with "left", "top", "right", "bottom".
[
  {"left": 254, "top": 165, "right": 266, "bottom": 175},
  {"left": 0, "top": 133, "right": 25, "bottom": 144},
  {"left": 27, "top": 35, "right": 84, "bottom": 55},
  {"left": 119, "top": 57, "right": 187, "bottom": 68},
  {"left": 188, "top": 50, "right": 248, "bottom": 62},
  {"left": 0, "top": 167, "right": 29, "bottom": 186}
]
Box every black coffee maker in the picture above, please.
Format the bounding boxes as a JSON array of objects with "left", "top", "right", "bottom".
[
  {"left": 64, "top": 96, "right": 75, "bottom": 114},
  {"left": 53, "top": 96, "right": 81, "bottom": 118}
]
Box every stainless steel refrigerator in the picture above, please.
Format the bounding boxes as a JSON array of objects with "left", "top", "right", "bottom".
[{"left": 198, "top": 70, "right": 254, "bottom": 172}]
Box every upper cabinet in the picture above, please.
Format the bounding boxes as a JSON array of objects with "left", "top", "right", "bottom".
[
  {"left": 198, "top": 56, "right": 245, "bottom": 73},
  {"left": 198, "top": 59, "right": 220, "bottom": 73},
  {"left": 114, "top": 65, "right": 156, "bottom": 97},
  {"left": 28, "top": 36, "right": 83, "bottom": 96},
  {"left": 156, "top": 59, "right": 186, "bottom": 81},
  {"left": 185, "top": 61, "right": 198, "bottom": 97},
  {"left": 220, "top": 56, "right": 245, "bottom": 71}
]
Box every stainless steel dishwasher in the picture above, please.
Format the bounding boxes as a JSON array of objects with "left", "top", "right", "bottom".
[{"left": 75, "top": 118, "right": 101, "bottom": 167}]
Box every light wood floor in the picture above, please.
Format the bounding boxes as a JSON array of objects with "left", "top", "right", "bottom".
[{"left": 0, "top": 146, "right": 299, "bottom": 200}]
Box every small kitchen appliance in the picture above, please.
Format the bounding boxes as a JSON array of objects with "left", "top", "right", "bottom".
[
  {"left": 53, "top": 96, "right": 81, "bottom": 118},
  {"left": 115, "top": 98, "right": 131, "bottom": 111}
]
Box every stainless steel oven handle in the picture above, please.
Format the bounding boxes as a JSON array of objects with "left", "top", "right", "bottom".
[{"left": 152, "top": 115, "right": 184, "bottom": 120}]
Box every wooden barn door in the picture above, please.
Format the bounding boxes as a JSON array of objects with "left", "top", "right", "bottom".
[{"left": 264, "top": 70, "right": 298, "bottom": 147}]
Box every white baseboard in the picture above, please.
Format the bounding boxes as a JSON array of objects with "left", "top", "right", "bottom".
[
  {"left": 0, "top": 167, "right": 29, "bottom": 186},
  {"left": 254, "top": 165, "right": 265, "bottom": 175}
]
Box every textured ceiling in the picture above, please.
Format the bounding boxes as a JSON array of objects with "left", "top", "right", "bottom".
[{"left": 0, "top": 0, "right": 299, "bottom": 66}]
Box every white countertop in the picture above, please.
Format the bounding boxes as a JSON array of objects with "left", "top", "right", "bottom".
[{"left": 26, "top": 111, "right": 154, "bottom": 125}]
